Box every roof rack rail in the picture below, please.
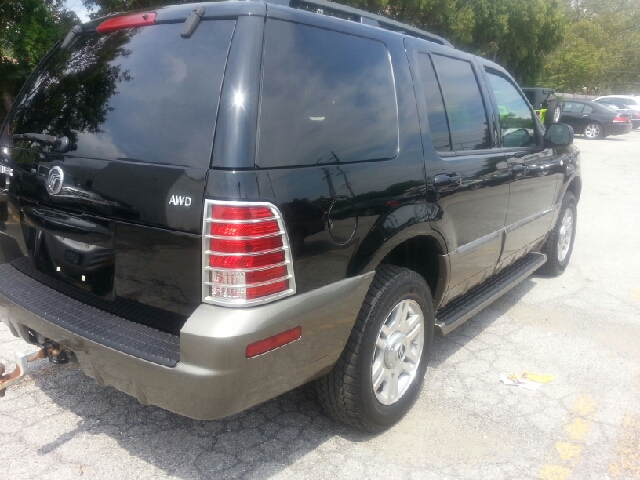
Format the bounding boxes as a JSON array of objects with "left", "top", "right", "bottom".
[{"left": 268, "top": 0, "right": 453, "bottom": 47}]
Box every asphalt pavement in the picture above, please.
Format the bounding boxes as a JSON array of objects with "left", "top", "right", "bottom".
[{"left": 1, "top": 130, "right": 639, "bottom": 480}]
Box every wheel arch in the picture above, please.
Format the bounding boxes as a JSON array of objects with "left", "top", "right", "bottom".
[
  {"left": 566, "top": 175, "right": 582, "bottom": 203},
  {"left": 348, "top": 212, "right": 449, "bottom": 307}
]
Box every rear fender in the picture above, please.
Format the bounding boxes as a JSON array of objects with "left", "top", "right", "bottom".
[{"left": 347, "top": 201, "right": 449, "bottom": 303}]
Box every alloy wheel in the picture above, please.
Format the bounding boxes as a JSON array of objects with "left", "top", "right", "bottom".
[
  {"left": 557, "top": 206, "right": 574, "bottom": 262},
  {"left": 584, "top": 124, "right": 601, "bottom": 139},
  {"left": 371, "top": 299, "right": 424, "bottom": 405}
]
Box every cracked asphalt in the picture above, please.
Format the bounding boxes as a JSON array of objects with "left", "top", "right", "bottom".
[{"left": 2, "top": 131, "right": 640, "bottom": 480}]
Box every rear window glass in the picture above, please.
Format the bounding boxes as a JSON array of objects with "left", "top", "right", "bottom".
[
  {"left": 9, "top": 21, "right": 235, "bottom": 167},
  {"left": 562, "top": 102, "right": 584, "bottom": 113},
  {"left": 416, "top": 53, "right": 450, "bottom": 151},
  {"left": 431, "top": 55, "right": 490, "bottom": 151},
  {"left": 257, "top": 20, "right": 398, "bottom": 167}
]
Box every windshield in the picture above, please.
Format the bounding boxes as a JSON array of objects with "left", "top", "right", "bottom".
[{"left": 7, "top": 21, "right": 235, "bottom": 168}]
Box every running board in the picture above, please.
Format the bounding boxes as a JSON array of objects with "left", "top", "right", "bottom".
[{"left": 435, "top": 253, "right": 546, "bottom": 336}]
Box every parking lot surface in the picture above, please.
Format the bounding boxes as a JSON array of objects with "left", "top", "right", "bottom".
[{"left": 1, "top": 131, "right": 640, "bottom": 480}]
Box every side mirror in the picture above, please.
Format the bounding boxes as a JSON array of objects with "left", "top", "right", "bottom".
[{"left": 545, "top": 123, "right": 574, "bottom": 147}]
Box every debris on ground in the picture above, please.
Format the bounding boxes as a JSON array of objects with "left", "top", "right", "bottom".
[{"left": 500, "top": 372, "right": 554, "bottom": 391}]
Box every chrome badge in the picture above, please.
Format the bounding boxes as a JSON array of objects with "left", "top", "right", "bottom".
[{"left": 46, "top": 166, "right": 64, "bottom": 195}]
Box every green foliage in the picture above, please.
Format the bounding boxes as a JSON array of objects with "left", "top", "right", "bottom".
[
  {"left": 543, "top": 0, "right": 640, "bottom": 93},
  {"left": 0, "top": 0, "right": 78, "bottom": 119},
  {"left": 84, "top": 0, "right": 565, "bottom": 84}
]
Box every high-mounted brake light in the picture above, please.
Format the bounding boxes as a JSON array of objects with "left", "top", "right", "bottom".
[
  {"left": 202, "top": 200, "right": 296, "bottom": 306},
  {"left": 96, "top": 12, "right": 156, "bottom": 33}
]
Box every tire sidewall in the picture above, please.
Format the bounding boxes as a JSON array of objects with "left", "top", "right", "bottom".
[
  {"left": 359, "top": 274, "right": 434, "bottom": 428},
  {"left": 556, "top": 196, "right": 577, "bottom": 269}
]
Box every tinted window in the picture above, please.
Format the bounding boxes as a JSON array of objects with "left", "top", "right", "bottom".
[
  {"left": 416, "top": 54, "right": 450, "bottom": 151},
  {"left": 562, "top": 102, "right": 584, "bottom": 113},
  {"left": 10, "top": 21, "right": 235, "bottom": 167},
  {"left": 623, "top": 98, "right": 638, "bottom": 106},
  {"left": 258, "top": 20, "right": 398, "bottom": 167},
  {"left": 583, "top": 105, "right": 594, "bottom": 114},
  {"left": 523, "top": 90, "right": 536, "bottom": 107},
  {"left": 486, "top": 71, "right": 535, "bottom": 148},
  {"left": 431, "top": 55, "right": 490, "bottom": 151}
]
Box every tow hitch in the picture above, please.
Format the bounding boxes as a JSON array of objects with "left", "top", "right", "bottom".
[{"left": 0, "top": 342, "right": 68, "bottom": 397}]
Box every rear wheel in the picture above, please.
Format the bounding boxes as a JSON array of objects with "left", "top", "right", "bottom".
[
  {"left": 545, "top": 101, "right": 561, "bottom": 125},
  {"left": 584, "top": 123, "right": 603, "bottom": 139},
  {"left": 316, "top": 265, "right": 434, "bottom": 432},
  {"left": 539, "top": 192, "right": 577, "bottom": 276}
]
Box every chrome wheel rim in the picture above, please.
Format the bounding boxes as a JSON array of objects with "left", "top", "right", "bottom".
[
  {"left": 371, "top": 299, "right": 424, "bottom": 405},
  {"left": 553, "top": 107, "right": 561, "bottom": 123},
  {"left": 585, "top": 124, "right": 601, "bottom": 138},
  {"left": 557, "top": 207, "right": 574, "bottom": 262}
]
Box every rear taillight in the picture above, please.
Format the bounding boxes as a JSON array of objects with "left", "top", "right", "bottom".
[
  {"left": 613, "top": 116, "right": 629, "bottom": 123},
  {"left": 634, "top": 113, "right": 640, "bottom": 119},
  {"left": 96, "top": 12, "right": 156, "bottom": 33},
  {"left": 203, "top": 200, "right": 296, "bottom": 306}
]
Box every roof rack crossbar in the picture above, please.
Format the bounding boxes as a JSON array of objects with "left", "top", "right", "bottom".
[{"left": 281, "top": 0, "right": 452, "bottom": 47}]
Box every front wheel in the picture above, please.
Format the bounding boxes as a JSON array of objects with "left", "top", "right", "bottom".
[
  {"left": 539, "top": 192, "right": 577, "bottom": 276},
  {"left": 584, "top": 123, "right": 603, "bottom": 139},
  {"left": 316, "top": 265, "right": 434, "bottom": 432}
]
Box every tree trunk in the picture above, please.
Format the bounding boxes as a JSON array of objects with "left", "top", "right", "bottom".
[{"left": 2, "top": 90, "right": 14, "bottom": 123}]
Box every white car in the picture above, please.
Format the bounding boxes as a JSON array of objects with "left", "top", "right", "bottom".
[{"left": 595, "top": 95, "right": 640, "bottom": 129}]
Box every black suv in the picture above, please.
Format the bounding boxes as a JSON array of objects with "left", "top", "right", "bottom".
[{"left": 0, "top": 0, "right": 581, "bottom": 431}]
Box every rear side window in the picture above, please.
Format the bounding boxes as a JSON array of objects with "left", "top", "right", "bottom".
[
  {"left": 485, "top": 71, "right": 535, "bottom": 148},
  {"left": 431, "top": 55, "right": 490, "bottom": 151},
  {"left": 416, "top": 53, "right": 450, "bottom": 151},
  {"left": 257, "top": 20, "right": 398, "bottom": 167},
  {"left": 583, "top": 105, "right": 594, "bottom": 114},
  {"left": 10, "top": 21, "right": 235, "bottom": 167},
  {"left": 562, "top": 102, "right": 584, "bottom": 113}
]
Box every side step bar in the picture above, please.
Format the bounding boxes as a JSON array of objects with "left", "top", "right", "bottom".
[{"left": 435, "top": 252, "right": 546, "bottom": 336}]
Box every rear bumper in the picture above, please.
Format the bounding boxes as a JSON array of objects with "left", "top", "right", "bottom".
[
  {"left": 605, "top": 122, "right": 632, "bottom": 136},
  {"left": 1, "top": 265, "right": 373, "bottom": 419}
]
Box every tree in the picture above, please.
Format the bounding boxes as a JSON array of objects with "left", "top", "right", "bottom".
[
  {"left": 543, "top": 0, "right": 640, "bottom": 93},
  {"left": 84, "top": 0, "right": 564, "bottom": 85},
  {"left": 0, "top": 1, "right": 78, "bottom": 120}
]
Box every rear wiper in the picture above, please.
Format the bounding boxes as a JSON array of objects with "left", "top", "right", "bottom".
[{"left": 13, "top": 133, "right": 70, "bottom": 152}]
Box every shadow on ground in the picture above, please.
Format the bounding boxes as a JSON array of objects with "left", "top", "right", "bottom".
[{"left": 27, "top": 278, "right": 538, "bottom": 479}]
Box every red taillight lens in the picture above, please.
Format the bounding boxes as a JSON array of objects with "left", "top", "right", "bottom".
[
  {"left": 613, "top": 116, "right": 629, "bottom": 123},
  {"left": 246, "top": 326, "right": 301, "bottom": 358},
  {"left": 96, "top": 13, "right": 156, "bottom": 33},
  {"left": 208, "top": 251, "right": 285, "bottom": 269},
  {"left": 633, "top": 113, "right": 640, "bottom": 119},
  {"left": 210, "top": 205, "right": 273, "bottom": 221},
  {"left": 209, "top": 220, "right": 279, "bottom": 237},
  {"left": 203, "top": 201, "right": 295, "bottom": 306},
  {"left": 209, "top": 236, "right": 282, "bottom": 254}
]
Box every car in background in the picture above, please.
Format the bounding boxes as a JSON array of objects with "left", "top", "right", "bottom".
[
  {"left": 559, "top": 99, "right": 632, "bottom": 139},
  {"left": 594, "top": 95, "right": 640, "bottom": 129},
  {"left": 522, "top": 87, "right": 561, "bottom": 125}
]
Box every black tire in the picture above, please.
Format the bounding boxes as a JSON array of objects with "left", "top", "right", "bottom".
[
  {"left": 315, "top": 265, "right": 434, "bottom": 432},
  {"left": 545, "top": 102, "right": 561, "bottom": 126},
  {"left": 539, "top": 192, "right": 577, "bottom": 276},
  {"left": 584, "top": 122, "right": 604, "bottom": 139}
]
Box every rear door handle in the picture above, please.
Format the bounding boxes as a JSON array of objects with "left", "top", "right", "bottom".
[{"left": 434, "top": 173, "right": 461, "bottom": 191}]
